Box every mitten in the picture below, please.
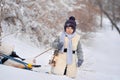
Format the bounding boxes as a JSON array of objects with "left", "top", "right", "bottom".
[{"left": 78, "top": 59, "right": 83, "bottom": 67}]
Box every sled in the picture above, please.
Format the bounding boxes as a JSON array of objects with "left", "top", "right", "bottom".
[{"left": 0, "top": 53, "right": 41, "bottom": 70}]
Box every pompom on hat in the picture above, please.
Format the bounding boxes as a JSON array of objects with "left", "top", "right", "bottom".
[{"left": 64, "top": 16, "right": 76, "bottom": 33}]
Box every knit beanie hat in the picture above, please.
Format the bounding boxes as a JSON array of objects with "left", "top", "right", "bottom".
[{"left": 64, "top": 16, "right": 76, "bottom": 33}]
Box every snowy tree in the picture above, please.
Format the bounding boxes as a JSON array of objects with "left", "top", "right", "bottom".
[
  {"left": 96, "top": 0, "right": 120, "bottom": 34},
  {"left": 0, "top": 26, "right": 1, "bottom": 46},
  {"left": 3, "top": 0, "right": 119, "bottom": 47},
  {"left": 0, "top": 0, "right": 3, "bottom": 46}
]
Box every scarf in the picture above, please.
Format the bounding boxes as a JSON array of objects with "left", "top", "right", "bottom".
[{"left": 60, "top": 32, "right": 76, "bottom": 64}]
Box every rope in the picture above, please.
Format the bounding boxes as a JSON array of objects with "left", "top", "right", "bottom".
[{"left": 34, "top": 48, "right": 52, "bottom": 59}]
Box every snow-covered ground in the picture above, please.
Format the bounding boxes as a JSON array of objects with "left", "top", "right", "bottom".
[{"left": 0, "top": 18, "right": 120, "bottom": 80}]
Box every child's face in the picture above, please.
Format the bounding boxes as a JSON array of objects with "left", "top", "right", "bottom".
[{"left": 66, "top": 27, "right": 74, "bottom": 34}]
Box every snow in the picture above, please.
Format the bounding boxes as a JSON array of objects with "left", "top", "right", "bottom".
[
  {"left": 0, "top": 18, "right": 120, "bottom": 80},
  {"left": 77, "top": 30, "right": 120, "bottom": 80},
  {"left": 0, "top": 65, "right": 72, "bottom": 80},
  {"left": 75, "top": 18, "right": 120, "bottom": 80}
]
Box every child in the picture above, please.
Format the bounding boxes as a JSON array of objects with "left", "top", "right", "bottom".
[{"left": 50, "top": 16, "right": 84, "bottom": 78}]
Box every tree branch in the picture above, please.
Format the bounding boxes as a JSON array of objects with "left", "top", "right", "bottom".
[{"left": 97, "top": 0, "right": 120, "bottom": 35}]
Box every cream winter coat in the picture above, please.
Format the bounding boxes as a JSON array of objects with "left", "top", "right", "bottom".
[{"left": 51, "top": 33, "right": 83, "bottom": 78}]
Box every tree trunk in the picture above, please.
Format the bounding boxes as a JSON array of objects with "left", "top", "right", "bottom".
[
  {"left": 0, "top": 1, "right": 2, "bottom": 46},
  {"left": 0, "top": 0, "right": 4, "bottom": 46},
  {"left": 112, "top": 0, "right": 115, "bottom": 30},
  {"left": 100, "top": 11, "right": 103, "bottom": 27},
  {"left": 97, "top": 0, "right": 103, "bottom": 27},
  {"left": 0, "top": 26, "right": 2, "bottom": 46}
]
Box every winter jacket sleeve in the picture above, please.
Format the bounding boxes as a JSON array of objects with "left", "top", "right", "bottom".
[
  {"left": 51, "top": 36, "right": 60, "bottom": 49},
  {"left": 76, "top": 40, "right": 84, "bottom": 61}
]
